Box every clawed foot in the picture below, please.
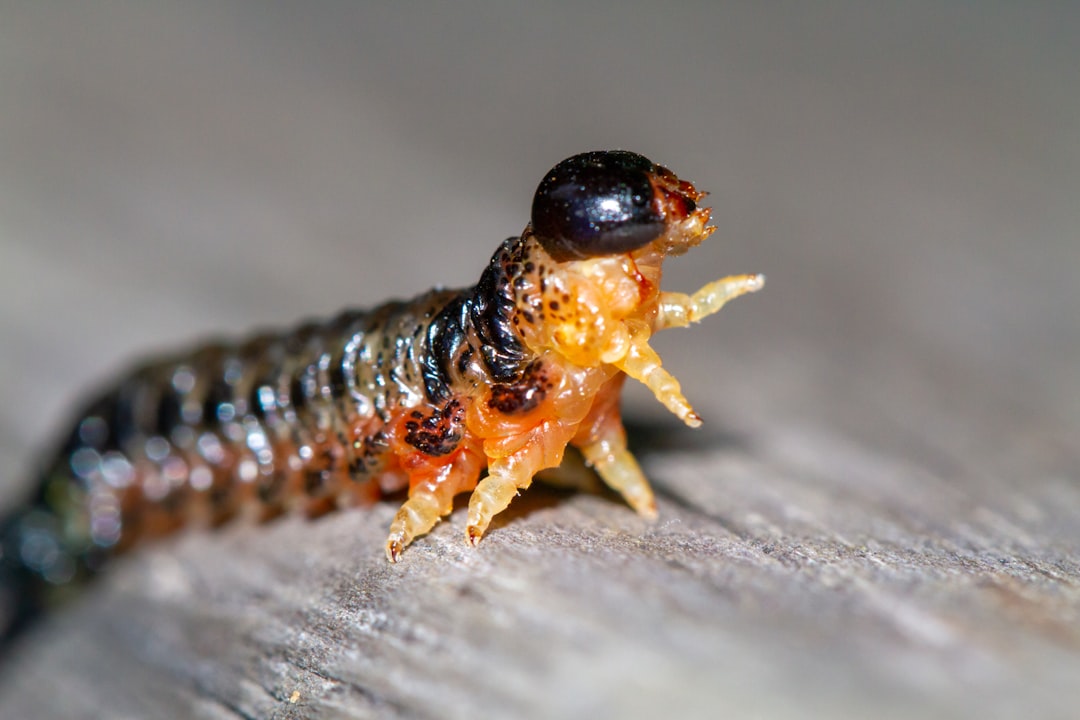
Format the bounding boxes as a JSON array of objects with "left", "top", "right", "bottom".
[{"left": 384, "top": 491, "right": 444, "bottom": 563}]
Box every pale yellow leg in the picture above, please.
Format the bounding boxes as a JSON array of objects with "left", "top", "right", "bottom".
[
  {"left": 385, "top": 451, "right": 482, "bottom": 562},
  {"left": 578, "top": 435, "right": 656, "bottom": 518},
  {"left": 466, "top": 422, "right": 575, "bottom": 545},
  {"left": 385, "top": 488, "right": 449, "bottom": 562},
  {"left": 465, "top": 457, "right": 533, "bottom": 545},
  {"left": 656, "top": 274, "right": 765, "bottom": 330},
  {"left": 615, "top": 340, "right": 701, "bottom": 428}
]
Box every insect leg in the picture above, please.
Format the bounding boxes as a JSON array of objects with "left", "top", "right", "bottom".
[
  {"left": 655, "top": 274, "right": 765, "bottom": 330},
  {"left": 567, "top": 373, "right": 656, "bottom": 516},
  {"left": 385, "top": 448, "right": 483, "bottom": 562},
  {"left": 577, "top": 432, "right": 656, "bottom": 518},
  {"left": 465, "top": 422, "right": 577, "bottom": 545},
  {"left": 614, "top": 340, "right": 702, "bottom": 428}
]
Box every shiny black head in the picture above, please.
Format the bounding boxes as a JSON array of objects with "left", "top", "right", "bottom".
[{"left": 531, "top": 150, "right": 676, "bottom": 262}]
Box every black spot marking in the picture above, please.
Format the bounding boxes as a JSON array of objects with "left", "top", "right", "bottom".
[
  {"left": 488, "top": 362, "right": 552, "bottom": 415},
  {"left": 404, "top": 400, "right": 464, "bottom": 457}
]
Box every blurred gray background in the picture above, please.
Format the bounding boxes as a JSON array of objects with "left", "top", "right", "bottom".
[{"left": 1, "top": 2, "right": 1078, "bottom": 719}]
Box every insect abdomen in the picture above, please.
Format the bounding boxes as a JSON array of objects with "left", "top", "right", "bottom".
[{"left": 14, "top": 294, "right": 468, "bottom": 571}]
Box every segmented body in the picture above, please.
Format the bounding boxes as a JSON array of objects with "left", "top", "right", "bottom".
[
  {"left": 0, "top": 151, "right": 764, "bottom": 643},
  {"left": 43, "top": 262, "right": 516, "bottom": 555}
]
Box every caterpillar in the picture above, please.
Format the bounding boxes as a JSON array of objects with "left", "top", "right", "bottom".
[{"left": 0, "top": 150, "right": 763, "bottom": 642}]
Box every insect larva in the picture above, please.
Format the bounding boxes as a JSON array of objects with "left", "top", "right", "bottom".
[{"left": 0, "top": 150, "right": 763, "bottom": 642}]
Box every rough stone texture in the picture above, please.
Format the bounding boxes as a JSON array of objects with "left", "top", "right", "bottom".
[{"left": 1, "top": 4, "right": 1078, "bottom": 719}]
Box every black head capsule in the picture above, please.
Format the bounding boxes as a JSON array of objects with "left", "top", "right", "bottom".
[{"left": 531, "top": 150, "right": 682, "bottom": 262}]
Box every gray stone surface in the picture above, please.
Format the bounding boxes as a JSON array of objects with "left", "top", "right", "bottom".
[{"left": 1, "top": 3, "right": 1078, "bottom": 719}]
